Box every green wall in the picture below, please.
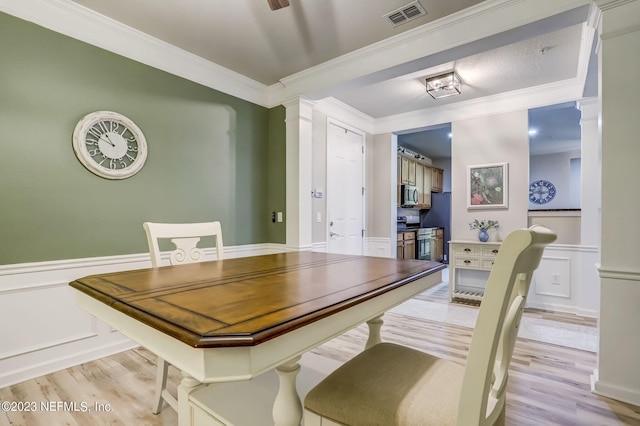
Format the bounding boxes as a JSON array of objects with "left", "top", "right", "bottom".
[
  {"left": 0, "top": 12, "right": 286, "bottom": 264},
  {"left": 267, "top": 106, "right": 287, "bottom": 244}
]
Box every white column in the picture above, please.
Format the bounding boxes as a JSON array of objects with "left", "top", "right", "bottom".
[
  {"left": 575, "top": 98, "right": 602, "bottom": 315},
  {"left": 577, "top": 98, "right": 600, "bottom": 247},
  {"left": 370, "top": 133, "right": 397, "bottom": 258},
  {"left": 592, "top": 0, "right": 640, "bottom": 407},
  {"left": 284, "top": 97, "right": 315, "bottom": 251}
]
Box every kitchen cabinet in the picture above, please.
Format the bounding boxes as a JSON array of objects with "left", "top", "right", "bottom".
[
  {"left": 399, "top": 154, "right": 432, "bottom": 209},
  {"left": 431, "top": 167, "right": 444, "bottom": 193},
  {"left": 397, "top": 156, "right": 402, "bottom": 205},
  {"left": 448, "top": 240, "right": 501, "bottom": 302},
  {"left": 415, "top": 164, "right": 426, "bottom": 207},
  {"left": 432, "top": 228, "right": 444, "bottom": 262},
  {"left": 420, "top": 164, "right": 432, "bottom": 208},
  {"left": 396, "top": 231, "right": 416, "bottom": 260},
  {"left": 399, "top": 156, "right": 416, "bottom": 185}
]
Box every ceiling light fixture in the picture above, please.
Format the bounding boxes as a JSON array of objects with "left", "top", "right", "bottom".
[{"left": 425, "top": 71, "right": 461, "bottom": 99}]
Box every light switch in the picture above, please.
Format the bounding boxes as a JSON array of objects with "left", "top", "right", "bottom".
[
  {"left": 277, "top": 212, "right": 283, "bottom": 222},
  {"left": 316, "top": 212, "right": 322, "bottom": 222}
]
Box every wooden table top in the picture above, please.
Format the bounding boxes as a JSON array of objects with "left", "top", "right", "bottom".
[{"left": 70, "top": 252, "right": 443, "bottom": 348}]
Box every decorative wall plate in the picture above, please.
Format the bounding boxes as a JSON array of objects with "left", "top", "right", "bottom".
[{"left": 529, "top": 180, "right": 556, "bottom": 204}]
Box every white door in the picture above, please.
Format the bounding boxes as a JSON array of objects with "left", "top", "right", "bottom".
[{"left": 327, "top": 122, "right": 364, "bottom": 255}]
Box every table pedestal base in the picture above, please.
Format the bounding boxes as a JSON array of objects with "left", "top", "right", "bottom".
[
  {"left": 180, "top": 353, "right": 341, "bottom": 426},
  {"left": 273, "top": 356, "right": 302, "bottom": 426}
]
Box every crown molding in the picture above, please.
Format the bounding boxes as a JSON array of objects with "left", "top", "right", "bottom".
[
  {"left": 0, "top": 0, "right": 270, "bottom": 107},
  {"left": 595, "top": 0, "right": 637, "bottom": 11},
  {"left": 374, "top": 78, "right": 586, "bottom": 135},
  {"left": 596, "top": 0, "right": 640, "bottom": 38}
]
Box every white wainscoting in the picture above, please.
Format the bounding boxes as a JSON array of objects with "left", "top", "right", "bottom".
[
  {"left": 365, "top": 237, "right": 392, "bottom": 258},
  {"left": 527, "top": 244, "right": 600, "bottom": 317},
  {"left": 310, "top": 238, "right": 392, "bottom": 258},
  {"left": 0, "top": 243, "right": 285, "bottom": 388}
]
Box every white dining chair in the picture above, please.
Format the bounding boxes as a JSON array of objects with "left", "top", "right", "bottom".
[
  {"left": 304, "top": 225, "right": 556, "bottom": 426},
  {"left": 142, "top": 221, "right": 224, "bottom": 415}
]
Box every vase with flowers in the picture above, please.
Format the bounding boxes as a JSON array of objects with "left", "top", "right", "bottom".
[{"left": 469, "top": 219, "right": 499, "bottom": 242}]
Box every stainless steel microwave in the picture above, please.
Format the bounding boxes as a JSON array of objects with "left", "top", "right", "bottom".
[{"left": 401, "top": 184, "right": 419, "bottom": 206}]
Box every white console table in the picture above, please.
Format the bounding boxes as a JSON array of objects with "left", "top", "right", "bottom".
[{"left": 448, "top": 240, "right": 501, "bottom": 302}]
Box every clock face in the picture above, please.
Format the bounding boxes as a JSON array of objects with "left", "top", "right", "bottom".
[
  {"left": 72, "top": 111, "right": 147, "bottom": 179},
  {"left": 529, "top": 180, "right": 556, "bottom": 204}
]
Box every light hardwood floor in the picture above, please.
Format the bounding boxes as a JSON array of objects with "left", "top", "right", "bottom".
[{"left": 2, "top": 283, "right": 639, "bottom": 425}]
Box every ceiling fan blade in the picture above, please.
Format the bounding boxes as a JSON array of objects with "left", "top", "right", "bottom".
[{"left": 267, "top": 0, "right": 290, "bottom": 10}]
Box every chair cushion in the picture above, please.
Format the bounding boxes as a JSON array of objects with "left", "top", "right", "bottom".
[{"left": 305, "top": 343, "right": 464, "bottom": 426}]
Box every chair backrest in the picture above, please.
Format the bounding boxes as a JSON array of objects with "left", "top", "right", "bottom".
[
  {"left": 143, "top": 221, "right": 224, "bottom": 267},
  {"left": 457, "top": 225, "right": 556, "bottom": 425}
]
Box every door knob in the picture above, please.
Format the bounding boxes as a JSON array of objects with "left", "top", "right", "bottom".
[{"left": 330, "top": 231, "right": 341, "bottom": 237}]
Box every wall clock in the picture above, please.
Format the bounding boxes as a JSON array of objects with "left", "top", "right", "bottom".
[
  {"left": 72, "top": 111, "right": 147, "bottom": 179},
  {"left": 529, "top": 180, "right": 556, "bottom": 204}
]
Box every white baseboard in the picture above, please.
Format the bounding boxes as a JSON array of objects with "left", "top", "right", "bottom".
[
  {"left": 525, "top": 300, "right": 598, "bottom": 318},
  {"left": 0, "top": 339, "right": 138, "bottom": 389},
  {"left": 591, "top": 368, "right": 640, "bottom": 407},
  {"left": 0, "top": 243, "right": 285, "bottom": 388},
  {"left": 311, "top": 242, "right": 327, "bottom": 252}
]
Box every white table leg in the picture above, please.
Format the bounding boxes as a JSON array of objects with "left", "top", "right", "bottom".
[
  {"left": 177, "top": 371, "right": 207, "bottom": 426},
  {"left": 365, "top": 314, "right": 384, "bottom": 349},
  {"left": 273, "top": 355, "right": 302, "bottom": 426}
]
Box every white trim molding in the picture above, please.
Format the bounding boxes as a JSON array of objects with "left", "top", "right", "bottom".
[{"left": 597, "top": 265, "right": 640, "bottom": 281}]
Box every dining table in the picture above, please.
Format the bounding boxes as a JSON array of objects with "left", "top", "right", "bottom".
[{"left": 69, "top": 251, "right": 444, "bottom": 426}]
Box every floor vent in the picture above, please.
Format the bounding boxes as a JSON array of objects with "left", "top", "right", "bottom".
[{"left": 383, "top": 1, "right": 427, "bottom": 27}]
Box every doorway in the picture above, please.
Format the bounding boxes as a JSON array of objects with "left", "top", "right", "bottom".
[{"left": 326, "top": 121, "right": 364, "bottom": 255}]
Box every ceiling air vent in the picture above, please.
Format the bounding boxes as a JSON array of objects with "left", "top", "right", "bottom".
[{"left": 383, "top": 1, "right": 427, "bottom": 27}]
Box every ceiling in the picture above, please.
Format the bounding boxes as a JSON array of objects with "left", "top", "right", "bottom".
[
  {"left": 69, "top": 0, "right": 485, "bottom": 86},
  {"left": 60, "top": 0, "right": 595, "bottom": 157}
]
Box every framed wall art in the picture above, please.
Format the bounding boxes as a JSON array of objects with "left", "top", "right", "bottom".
[{"left": 467, "top": 162, "right": 508, "bottom": 209}]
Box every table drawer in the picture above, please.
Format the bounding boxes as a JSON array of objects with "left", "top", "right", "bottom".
[
  {"left": 455, "top": 257, "right": 481, "bottom": 268},
  {"left": 454, "top": 245, "right": 481, "bottom": 256},
  {"left": 482, "top": 246, "right": 500, "bottom": 257},
  {"left": 482, "top": 259, "right": 496, "bottom": 269}
]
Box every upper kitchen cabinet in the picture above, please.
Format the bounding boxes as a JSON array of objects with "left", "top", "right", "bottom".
[
  {"left": 417, "top": 162, "right": 432, "bottom": 209},
  {"left": 431, "top": 167, "right": 444, "bottom": 193},
  {"left": 399, "top": 156, "right": 416, "bottom": 185},
  {"left": 397, "top": 147, "right": 432, "bottom": 209}
]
